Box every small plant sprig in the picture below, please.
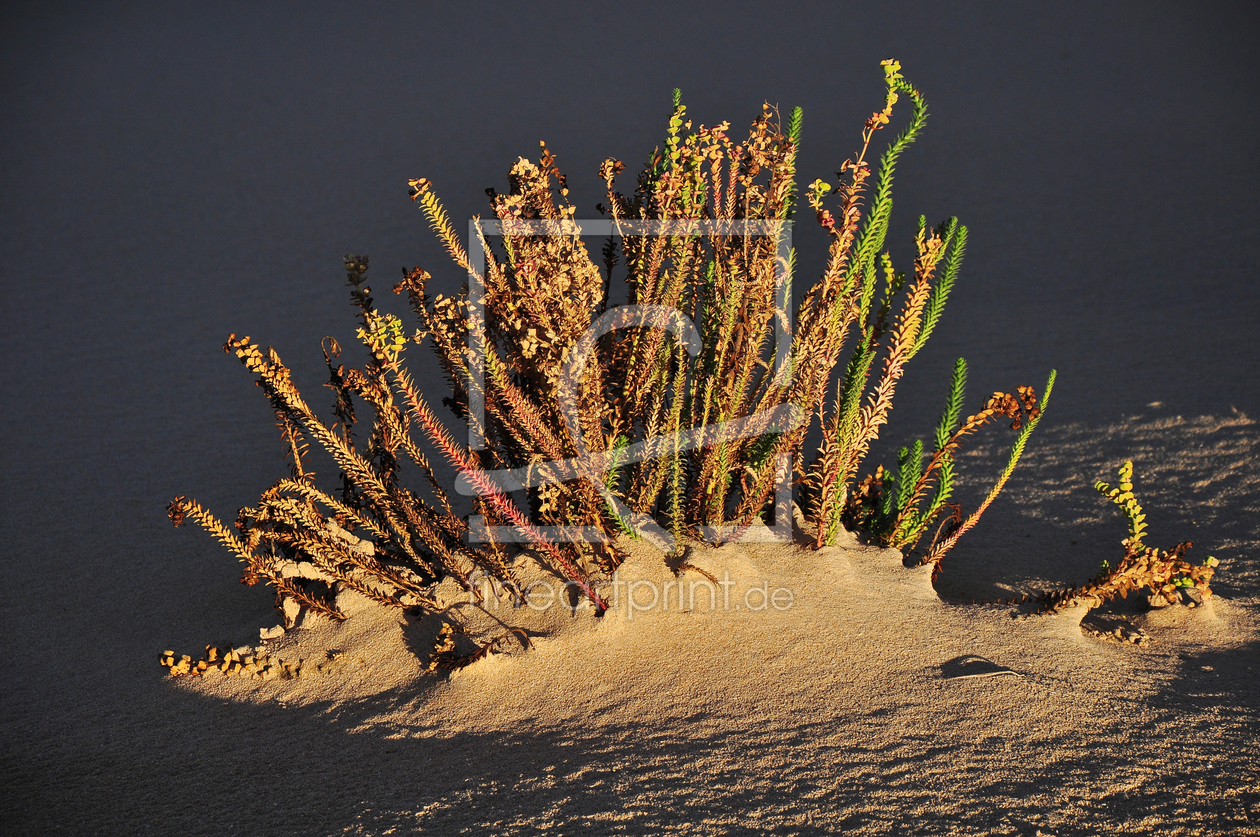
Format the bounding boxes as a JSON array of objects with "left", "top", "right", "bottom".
[
  {"left": 918, "top": 370, "right": 1055, "bottom": 572},
  {"left": 1097, "top": 460, "right": 1148, "bottom": 551},
  {"left": 1040, "top": 461, "right": 1219, "bottom": 612}
]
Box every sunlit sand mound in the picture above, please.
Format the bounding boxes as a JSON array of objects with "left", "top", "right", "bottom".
[{"left": 167, "top": 532, "right": 1257, "bottom": 834}]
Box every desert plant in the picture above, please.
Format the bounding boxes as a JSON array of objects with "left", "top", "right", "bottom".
[
  {"left": 1038, "top": 461, "right": 1218, "bottom": 612},
  {"left": 168, "top": 60, "right": 1054, "bottom": 639}
]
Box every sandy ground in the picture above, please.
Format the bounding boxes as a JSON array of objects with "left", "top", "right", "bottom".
[
  {"left": 3, "top": 2, "right": 1259, "bottom": 835},
  {"left": 152, "top": 517, "right": 1260, "bottom": 835}
]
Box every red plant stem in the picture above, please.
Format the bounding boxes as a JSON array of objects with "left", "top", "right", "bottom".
[{"left": 387, "top": 359, "right": 609, "bottom": 613}]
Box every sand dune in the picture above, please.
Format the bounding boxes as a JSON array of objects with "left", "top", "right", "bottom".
[{"left": 164, "top": 525, "right": 1259, "bottom": 834}]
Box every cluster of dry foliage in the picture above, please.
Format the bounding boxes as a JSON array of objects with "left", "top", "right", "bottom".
[
  {"left": 167, "top": 62, "right": 1209, "bottom": 658},
  {"left": 1037, "top": 461, "right": 1218, "bottom": 612},
  {"left": 160, "top": 646, "right": 307, "bottom": 680}
]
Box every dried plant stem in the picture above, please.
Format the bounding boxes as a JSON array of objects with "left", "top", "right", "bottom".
[
  {"left": 384, "top": 356, "right": 607, "bottom": 612},
  {"left": 922, "top": 370, "right": 1056, "bottom": 567}
]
